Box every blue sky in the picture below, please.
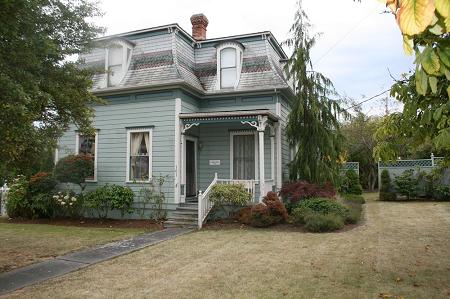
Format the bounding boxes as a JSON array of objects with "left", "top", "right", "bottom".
[{"left": 94, "top": 0, "right": 414, "bottom": 115}]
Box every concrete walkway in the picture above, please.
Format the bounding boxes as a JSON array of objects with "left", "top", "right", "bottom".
[{"left": 0, "top": 227, "right": 192, "bottom": 295}]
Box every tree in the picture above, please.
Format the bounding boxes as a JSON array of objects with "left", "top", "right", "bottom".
[
  {"left": 342, "top": 109, "right": 380, "bottom": 190},
  {"left": 283, "top": 1, "right": 349, "bottom": 185},
  {"left": 0, "top": 0, "right": 104, "bottom": 179},
  {"left": 363, "top": 0, "right": 450, "bottom": 160}
]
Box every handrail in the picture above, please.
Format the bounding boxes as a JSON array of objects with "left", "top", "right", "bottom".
[{"left": 197, "top": 173, "right": 218, "bottom": 229}]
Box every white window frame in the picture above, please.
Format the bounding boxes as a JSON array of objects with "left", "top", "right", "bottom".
[
  {"left": 230, "top": 130, "right": 259, "bottom": 180},
  {"left": 104, "top": 39, "right": 133, "bottom": 87},
  {"left": 216, "top": 42, "right": 244, "bottom": 90},
  {"left": 75, "top": 131, "right": 98, "bottom": 182},
  {"left": 126, "top": 128, "right": 153, "bottom": 183}
]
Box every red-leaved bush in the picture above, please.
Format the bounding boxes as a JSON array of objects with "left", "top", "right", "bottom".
[
  {"left": 279, "top": 181, "right": 336, "bottom": 205},
  {"left": 263, "top": 191, "right": 288, "bottom": 223}
]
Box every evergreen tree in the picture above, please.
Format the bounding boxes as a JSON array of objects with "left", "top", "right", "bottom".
[{"left": 284, "top": 1, "right": 348, "bottom": 184}]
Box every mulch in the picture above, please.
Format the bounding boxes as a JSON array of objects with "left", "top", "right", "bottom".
[{"left": 0, "top": 217, "right": 163, "bottom": 230}]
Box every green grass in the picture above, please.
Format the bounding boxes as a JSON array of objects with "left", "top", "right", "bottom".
[{"left": 0, "top": 222, "right": 150, "bottom": 272}]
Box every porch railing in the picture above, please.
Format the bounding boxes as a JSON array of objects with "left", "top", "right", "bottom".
[
  {"left": 216, "top": 178, "right": 257, "bottom": 202},
  {"left": 198, "top": 173, "right": 218, "bottom": 229}
]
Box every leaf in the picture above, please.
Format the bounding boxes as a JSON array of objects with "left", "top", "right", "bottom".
[
  {"left": 437, "top": 47, "right": 450, "bottom": 68},
  {"left": 397, "top": 0, "right": 435, "bottom": 35},
  {"left": 402, "top": 35, "right": 414, "bottom": 55},
  {"left": 434, "top": 128, "right": 450, "bottom": 149},
  {"left": 433, "top": 104, "right": 444, "bottom": 121},
  {"left": 386, "top": 0, "right": 399, "bottom": 13},
  {"left": 421, "top": 47, "right": 440, "bottom": 75},
  {"left": 428, "top": 22, "right": 444, "bottom": 35},
  {"left": 435, "top": 0, "right": 450, "bottom": 18},
  {"left": 415, "top": 67, "right": 428, "bottom": 95},
  {"left": 448, "top": 85, "right": 450, "bottom": 99},
  {"left": 428, "top": 76, "right": 438, "bottom": 93}
]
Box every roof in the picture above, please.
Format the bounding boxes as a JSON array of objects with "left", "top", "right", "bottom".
[{"left": 179, "top": 110, "right": 279, "bottom": 122}]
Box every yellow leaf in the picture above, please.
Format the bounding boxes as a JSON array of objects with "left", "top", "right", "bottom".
[
  {"left": 402, "top": 35, "right": 414, "bottom": 55},
  {"left": 397, "top": 0, "right": 435, "bottom": 35},
  {"left": 435, "top": 0, "right": 450, "bottom": 18}
]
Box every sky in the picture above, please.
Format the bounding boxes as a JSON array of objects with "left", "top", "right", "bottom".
[{"left": 93, "top": 0, "right": 414, "bottom": 116}]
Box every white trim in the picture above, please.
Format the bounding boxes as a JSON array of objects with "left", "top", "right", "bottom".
[
  {"left": 76, "top": 131, "right": 98, "bottom": 182},
  {"left": 270, "top": 135, "right": 275, "bottom": 181},
  {"left": 125, "top": 127, "right": 153, "bottom": 183},
  {"left": 174, "top": 98, "right": 181, "bottom": 203},
  {"left": 229, "top": 131, "right": 259, "bottom": 180},
  {"left": 183, "top": 135, "right": 198, "bottom": 197},
  {"left": 105, "top": 40, "right": 134, "bottom": 87},
  {"left": 275, "top": 122, "right": 282, "bottom": 189},
  {"left": 258, "top": 130, "right": 265, "bottom": 202},
  {"left": 216, "top": 42, "right": 244, "bottom": 90}
]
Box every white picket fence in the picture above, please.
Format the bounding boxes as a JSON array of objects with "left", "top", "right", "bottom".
[{"left": 0, "top": 183, "right": 9, "bottom": 216}]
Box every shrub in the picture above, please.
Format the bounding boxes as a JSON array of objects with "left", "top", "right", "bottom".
[
  {"left": 249, "top": 203, "right": 274, "bottom": 227},
  {"left": 394, "top": 169, "right": 418, "bottom": 200},
  {"left": 234, "top": 206, "right": 252, "bottom": 225},
  {"left": 379, "top": 169, "right": 397, "bottom": 201},
  {"left": 139, "top": 175, "right": 168, "bottom": 220},
  {"left": 28, "top": 172, "right": 57, "bottom": 196},
  {"left": 262, "top": 191, "right": 288, "bottom": 224},
  {"left": 344, "top": 202, "right": 362, "bottom": 224},
  {"left": 303, "top": 212, "right": 344, "bottom": 232},
  {"left": 339, "top": 169, "right": 363, "bottom": 195},
  {"left": 422, "top": 168, "right": 450, "bottom": 201},
  {"left": 54, "top": 155, "right": 94, "bottom": 191},
  {"left": 341, "top": 194, "right": 365, "bottom": 204},
  {"left": 279, "top": 181, "right": 336, "bottom": 208},
  {"left": 210, "top": 184, "right": 252, "bottom": 206},
  {"left": 291, "top": 198, "right": 349, "bottom": 225},
  {"left": 84, "top": 184, "right": 134, "bottom": 219},
  {"left": 53, "top": 191, "right": 84, "bottom": 218},
  {"left": 6, "top": 175, "right": 30, "bottom": 218}
]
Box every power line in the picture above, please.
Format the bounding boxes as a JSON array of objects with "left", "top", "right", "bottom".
[
  {"left": 345, "top": 88, "right": 391, "bottom": 110},
  {"left": 314, "top": 8, "right": 378, "bottom": 66}
]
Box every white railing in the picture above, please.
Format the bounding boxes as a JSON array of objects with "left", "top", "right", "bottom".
[
  {"left": 198, "top": 173, "right": 218, "bottom": 229},
  {"left": 216, "top": 178, "right": 257, "bottom": 202},
  {"left": 0, "top": 183, "right": 9, "bottom": 216}
]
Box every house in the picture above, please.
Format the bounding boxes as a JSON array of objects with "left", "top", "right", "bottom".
[{"left": 56, "top": 14, "right": 294, "bottom": 227}]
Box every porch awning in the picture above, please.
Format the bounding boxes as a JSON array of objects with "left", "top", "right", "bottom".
[{"left": 179, "top": 110, "right": 279, "bottom": 124}]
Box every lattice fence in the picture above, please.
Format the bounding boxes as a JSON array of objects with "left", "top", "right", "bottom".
[{"left": 341, "top": 162, "right": 359, "bottom": 176}]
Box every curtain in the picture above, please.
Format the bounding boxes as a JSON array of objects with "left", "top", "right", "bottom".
[
  {"left": 143, "top": 132, "right": 150, "bottom": 155},
  {"left": 233, "top": 135, "right": 255, "bottom": 180},
  {"left": 131, "top": 133, "right": 142, "bottom": 156},
  {"left": 130, "top": 132, "right": 150, "bottom": 180}
]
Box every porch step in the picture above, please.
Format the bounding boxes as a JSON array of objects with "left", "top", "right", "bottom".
[{"left": 164, "top": 202, "right": 199, "bottom": 228}]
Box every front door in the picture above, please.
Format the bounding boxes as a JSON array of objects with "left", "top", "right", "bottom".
[{"left": 185, "top": 139, "right": 197, "bottom": 197}]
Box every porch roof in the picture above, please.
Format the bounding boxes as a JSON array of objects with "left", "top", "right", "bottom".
[{"left": 179, "top": 110, "right": 279, "bottom": 124}]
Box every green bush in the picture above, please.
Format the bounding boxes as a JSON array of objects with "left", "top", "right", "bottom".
[
  {"left": 344, "top": 202, "right": 362, "bottom": 224},
  {"left": 291, "top": 198, "right": 349, "bottom": 225},
  {"left": 249, "top": 203, "right": 274, "bottom": 227},
  {"left": 339, "top": 169, "right": 363, "bottom": 195},
  {"left": 53, "top": 191, "right": 84, "bottom": 218},
  {"left": 262, "top": 191, "right": 288, "bottom": 224},
  {"left": 291, "top": 206, "right": 314, "bottom": 225},
  {"left": 342, "top": 194, "right": 365, "bottom": 204},
  {"left": 422, "top": 168, "right": 450, "bottom": 201},
  {"left": 84, "top": 184, "right": 134, "bottom": 219},
  {"left": 379, "top": 169, "right": 397, "bottom": 201},
  {"left": 303, "top": 212, "right": 344, "bottom": 232},
  {"left": 54, "top": 155, "right": 94, "bottom": 191},
  {"left": 210, "top": 184, "right": 252, "bottom": 206},
  {"left": 28, "top": 172, "right": 57, "bottom": 196},
  {"left": 6, "top": 175, "right": 30, "bottom": 218},
  {"left": 394, "top": 169, "right": 418, "bottom": 200}
]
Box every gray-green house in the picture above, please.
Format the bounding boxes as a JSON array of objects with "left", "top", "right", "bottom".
[{"left": 56, "top": 14, "right": 294, "bottom": 226}]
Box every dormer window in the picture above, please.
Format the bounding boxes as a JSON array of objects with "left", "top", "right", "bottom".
[
  {"left": 216, "top": 42, "right": 244, "bottom": 90},
  {"left": 104, "top": 38, "right": 134, "bottom": 87}
]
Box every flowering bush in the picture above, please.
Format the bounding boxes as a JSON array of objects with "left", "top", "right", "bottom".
[
  {"left": 53, "top": 191, "right": 83, "bottom": 218},
  {"left": 279, "top": 180, "right": 336, "bottom": 208},
  {"left": 5, "top": 175, "right": 30, "bottom": 218}
]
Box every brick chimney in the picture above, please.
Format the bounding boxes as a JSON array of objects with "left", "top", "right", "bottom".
[{"left": 190, "top": 14, "right": 209, "bottom": 41}]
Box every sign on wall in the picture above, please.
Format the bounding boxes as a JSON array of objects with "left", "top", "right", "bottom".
[{"left": 209, "top": 160, "right": 221, "bottom": 166}]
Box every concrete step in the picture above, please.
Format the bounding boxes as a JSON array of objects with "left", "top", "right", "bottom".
[
  {"left": 179, "top": 202, "right": 198, "bottom": 207},
  {"left": 171, "top": 213, "right": 197, "bottom": 219},
  {"left": 164, "top": 220, "right": 197, "bottom": 229},
  {"left": 169, "top": 215, "right": 198, "bottom": 222},
  {"left": 176, "top": 206, "right": 198, "bottom": 212}
]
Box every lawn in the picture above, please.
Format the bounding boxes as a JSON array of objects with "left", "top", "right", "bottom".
[
  {"left": 0, "top": 221, "right": 153, "bottom": 273},
  {"left": 5, "top": 195, "right": 450, "bottom": 299}
]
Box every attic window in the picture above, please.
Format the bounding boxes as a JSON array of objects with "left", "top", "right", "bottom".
[
  {"left": 105, "top": 41, "right": 133, "bottom": 87},
  {"left": 216, "top": 42, "right": 244, "bottom": 90}
]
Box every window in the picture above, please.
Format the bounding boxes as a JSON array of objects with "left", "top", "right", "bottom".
[
  {"left": 108, "top": 46, "right": 123, "bottom": 86},
  {"left": 126, "top": 129, "right": 152, "bottom": 182},
  {"left": 220, "top": 48, "right": 237, "bottom": 88},
  {"left": 76, "top": 132, "right": 98, "bottom": 181},
  {"left": 230, "top": 132, "right": 258, "bottom": 180},
  {"left": 216, "top": 42, "right": 244, "bottom": 90}
]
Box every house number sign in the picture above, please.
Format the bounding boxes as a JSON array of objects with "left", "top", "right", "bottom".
[{"left": 209, "top": 160, "right": 221, "bottom": 166}]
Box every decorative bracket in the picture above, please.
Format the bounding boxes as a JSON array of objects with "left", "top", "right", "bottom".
[
  {"left": 241, "top": 120, "right": 258, "bottom": 129},
  {"left": 241, "top": 115, "right": 269, "bottom": 132},
  {"left": 182, "top": 123, "right": 199, "bottom": 134}
]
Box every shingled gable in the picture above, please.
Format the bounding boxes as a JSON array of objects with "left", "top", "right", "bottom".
[{"left": 79, "top": 21, "right": 292, "bottom": 96}]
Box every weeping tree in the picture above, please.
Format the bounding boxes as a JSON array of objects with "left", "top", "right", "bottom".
[{"left": 283, "top": 1, "right": 349, "bottom": 184}]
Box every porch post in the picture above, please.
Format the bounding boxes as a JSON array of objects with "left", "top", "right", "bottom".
[
  {"left": 174, "top": 98, "right": 181, "bottom": 204},
  {"left": 269, "top": 125, "right": 275, "bottom": 182},
  {"left": 275, "top": 122, "right": 282, "bottom": 190},
  {"left": 257, "top": 116, "right": 268, "bottom": 202}
]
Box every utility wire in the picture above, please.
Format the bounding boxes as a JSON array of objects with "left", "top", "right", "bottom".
[{"left": 344, "top": 88, "right": 391, "bottom": 110}]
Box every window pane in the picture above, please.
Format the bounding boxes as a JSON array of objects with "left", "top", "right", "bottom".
[
  {"left": 108, "top": 65, "right": 123, "bottom": 86},
  {"left": 220, "top": 48, "right": 236, "bottom": 68},
  {"left": 78, "top": 135, "right": 95, "bottom": 179},
  {"left": 109, "top": 46, "right": 123, "bottom": 66},
  {"left": 233, "top": 135, "right": 255, "bottom": 180},
  {"left": 221, "top": 67, "right": 236, "bottom": 88},
  {"left": 129, "top": 131, "right": 150, "bottom": 181},
  {"left": 130, "top": 156, "right": 149, "bottom": 181}
]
